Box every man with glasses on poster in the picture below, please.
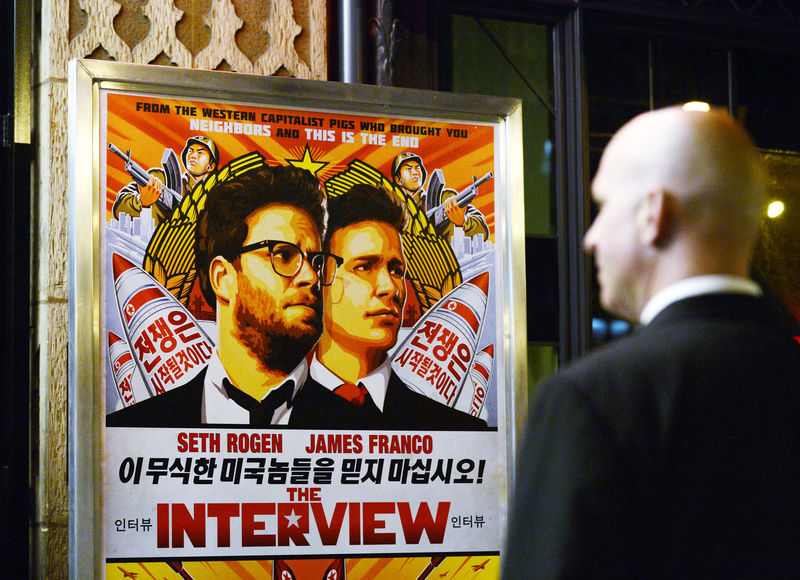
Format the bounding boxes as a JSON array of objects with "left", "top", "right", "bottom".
[{"left": 107, "top": 164, "right": 346, "bottom": 427}]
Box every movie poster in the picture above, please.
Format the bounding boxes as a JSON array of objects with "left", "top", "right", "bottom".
[{"left": 75, "top": 65, "right": 521, "bottom": 579}]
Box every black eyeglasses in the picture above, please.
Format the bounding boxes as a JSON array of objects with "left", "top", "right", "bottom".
[{"left": 235, "top": 239, "right": 343, "bottom": 286}]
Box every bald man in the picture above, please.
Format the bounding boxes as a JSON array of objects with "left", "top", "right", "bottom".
[{"left": 503, "top": 107, "right": 800, "bottom": 578}]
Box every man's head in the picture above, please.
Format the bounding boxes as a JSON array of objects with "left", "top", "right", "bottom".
[
  {"left": 322, "top": 183, "right": 409, "bottom": 365},
  {"left": 392, "top": 152, "right": 427, "bottom": 194},
  {"left": 182, "top": 136, "right": 218, "bottom": 179},
  {"left": 584, "top": 106, "right": 767, "bottom": 321},
  {"left": 196, "top": 164, "right": 329, "bottom": 373}
]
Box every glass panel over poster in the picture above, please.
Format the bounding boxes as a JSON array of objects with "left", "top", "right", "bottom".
[{"left": 68, "top": 60, "right": 526, "bottom": 579}]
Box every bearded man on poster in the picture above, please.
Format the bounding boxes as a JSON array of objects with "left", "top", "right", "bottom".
[
  {"left": 107, "top": 164, "right": 345, "bottom": 427},
  {"left": 306, "top": 183, "right": 486, "bottom": 430}
]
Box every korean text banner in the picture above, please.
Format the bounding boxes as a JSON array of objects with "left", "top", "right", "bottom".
[{"left": 68, "top": 60, "right": 526, "bottom": 580}]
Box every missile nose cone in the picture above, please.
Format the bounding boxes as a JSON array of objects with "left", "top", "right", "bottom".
[
  {"left": 112, "top": 253, "right": 137, "bottom": 281},
  {"left": 483, "top": 344, "right": 494, "bottom": 357},
  {"left": 108, "top": 331, "right": 122, "bottom": 346},
  {"left": 467, "top": 271, "right": 489, "bottom": 295}
]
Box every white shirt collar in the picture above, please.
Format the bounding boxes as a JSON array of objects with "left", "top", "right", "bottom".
[
  {"left": 639, "top": 275, "right": 762, "bottom": 325},
  {"left": 202, "top": 349, "right": 308, "bottom": 424},
  {"left": 309, "top": 353, "right": 390, "bottom": 412}
]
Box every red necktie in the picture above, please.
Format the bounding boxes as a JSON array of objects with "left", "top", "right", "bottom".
[{"left": 334, "top": 382, "right": 369, "bottom": 406}]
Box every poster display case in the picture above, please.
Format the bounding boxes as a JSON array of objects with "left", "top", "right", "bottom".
[{"left": 68, "top": 59, "right": 526, "bottom": 579}]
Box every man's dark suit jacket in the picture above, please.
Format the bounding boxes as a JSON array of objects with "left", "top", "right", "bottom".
[
  {"left": 503, "top": 294, "right": 800, "bottom": 579},
  {"left": 107, "top": 368, "right": 486, "bottom": 430},
  {"left": 298, "top": 370, "right": 487, "bottom": 430}
]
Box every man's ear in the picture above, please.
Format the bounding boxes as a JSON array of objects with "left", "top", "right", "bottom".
[
  {"left": 638, "top": 190, "right": 672, "bottom": 247},
  {"left": 209, "top": 256, "right": 236, "bottom": 306}
]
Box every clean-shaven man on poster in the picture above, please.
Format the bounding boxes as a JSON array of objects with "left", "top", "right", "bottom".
[
  {"left": 107, "top": 164, "right": 349, "bottom": 427},
  {"left": 308, "top": 183, "right": 486, "bottom": 430}
]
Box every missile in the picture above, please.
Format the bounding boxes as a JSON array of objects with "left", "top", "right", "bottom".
[
  {"left": 457, "top": 343, "right": 494, "bottom": 419},
  {"left": 111, "top": 252, "right": 215, "bottom": 398},
  {"left": 273, "top": 560, "right": 297, "bottom": 580},
  {"left": 107, "top": 331, "right": 137, "bottom": 407},
  {"left": 323, "top": 559, "right": 346, "bottom": 580},
  {"left": 392, "top": 271, "right": 489, "bottom": 407}
]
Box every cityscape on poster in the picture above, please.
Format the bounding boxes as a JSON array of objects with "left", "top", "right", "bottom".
[{"left": 100, "top": 91, "right": 506, "bottom": 574}]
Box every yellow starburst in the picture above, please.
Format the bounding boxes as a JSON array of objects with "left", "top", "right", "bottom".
[{"left": 286, "top": 144, "right": 328, "bottom": 176}]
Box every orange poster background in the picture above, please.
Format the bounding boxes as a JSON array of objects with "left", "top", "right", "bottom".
[
  {"left": 104, "top": 93, "right": 496, "bottom": 237},
  {"left": 102, "top": 92, "right": 502, "bottom": 576},
  {"left": 106, "top": 554, "right": 499, "bottom": 580}
]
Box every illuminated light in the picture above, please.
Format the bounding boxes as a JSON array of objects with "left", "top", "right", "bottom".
[
  {"left": 768, "top": 201, "right": 785, "bottom": 218},
  {"left": 682, "top": 101, "right": 710, "bottom": 112},
  {"left": 609, "top": 319, "right": 632, "bottom": 338}
]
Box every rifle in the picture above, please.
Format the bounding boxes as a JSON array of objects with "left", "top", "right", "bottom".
[
  {"left": 108, "top": 143, "right": 183, "bottom": 210},
  {"left": 425, "top": 171, "right": 493, "bottom": 228}
]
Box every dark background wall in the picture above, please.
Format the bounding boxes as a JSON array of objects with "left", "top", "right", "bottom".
[
  {"left": 375, "top": 0, "right": 800, "bottom": 373},
  {"left": 1, "top": 0, "right": 31, "bottom": 572}
]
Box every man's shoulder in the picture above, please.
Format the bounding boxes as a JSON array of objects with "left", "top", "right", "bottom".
[
  {"left": 292, "top": 377, "right": 341, "bottom": 407},
  {"left": 533, "top": 293, "right": 799, "bottom": 426},
  {"left": 556, "top": 299, "right": 725, "bottom": 379},
  {"left": 385, "top": 371, "right": 488, "bottom": 430},
  {"left": 531, "top": 329, "right": 671, "bottom": 424},
  {"left": 551, "top": 331, "right": 650, "bottom": 383},
  {"left": 105, "top": 371, "right": 205, "bottom": 428}
]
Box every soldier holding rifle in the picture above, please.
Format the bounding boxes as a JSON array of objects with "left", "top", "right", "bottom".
[
  {"left": 391, "top": 152, "right": 489, "bottom": 243},
  {"left": 111, "top": 136, "right": 218, "bottom": 225}
]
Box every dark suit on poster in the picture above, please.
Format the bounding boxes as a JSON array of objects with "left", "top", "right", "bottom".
[
  {"left": 105, "top": 368, "right": 363, "bottom": 428},
  {"left": 503, "top": 293, "right": 800, "bottom": 579},
  {"left": 106, "top": 370, "right": 208, "bottom": 427},
  {"left": 106, "top": 368, "right": 486, "bottom": 430},
  {"left": 297, "top": 370, "right": 488, "bottom": 430}
]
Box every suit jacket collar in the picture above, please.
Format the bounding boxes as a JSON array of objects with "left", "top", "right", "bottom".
[
  {"left": 204, "top": 350, "right": 308, "bottom": 424},
  {"left": 308, "top": 353, "right": 391, "bottom": 411},
  {"left": 647, "top": 292, "right": 769, "bottom": 329},
  {"left": 290, "top": 376, "right": 383, "bottom": 428},
  {"left": 640, "top": 275, "right": 761, "bottom": 324}
]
